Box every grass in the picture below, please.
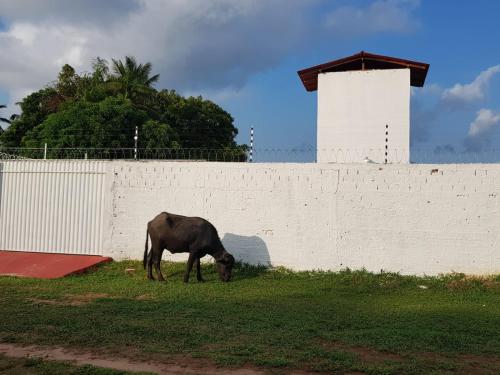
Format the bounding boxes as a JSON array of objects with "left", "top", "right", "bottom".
[{"left": 1, "top": 261, "right": 499, "bottom": 374}]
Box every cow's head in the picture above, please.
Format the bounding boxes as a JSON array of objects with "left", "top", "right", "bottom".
[{"left": 216, "top": 252, "right": 235, "bottom": 282}]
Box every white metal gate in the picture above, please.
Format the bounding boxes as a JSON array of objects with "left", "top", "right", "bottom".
[{"left": 0, "top": 160, "right": 107, "bottom": 255}]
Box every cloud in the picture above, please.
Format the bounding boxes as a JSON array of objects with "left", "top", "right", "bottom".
[
  {"left": 442, "top": 65, "right": 500, "bottom": 105},
  {"left": 0, "top": 0, "right": 142, "bottom": 27},
  {"left": 324, "top": 0, "right": 420, "bottom": 35},
  {"left": 464, "top": 109, "right": 500, "bottom": 152},
  {"left": 411, "top": 83, "right": 442, "bottom": 97},
  {"left": 0, "top": 0, "right": 316, "bottom": 113},
  {"left": 411, "top": 65, "right": 500, "bottom": 146},
  {"left": 0, "top": 0, "right": 429, "bottom": 118}
]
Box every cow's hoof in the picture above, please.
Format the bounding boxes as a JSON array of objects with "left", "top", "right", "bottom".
[{"left": 197, "top": 279, "right": 205, "bottom": 283}]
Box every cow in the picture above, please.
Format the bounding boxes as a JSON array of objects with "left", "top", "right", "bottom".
[{"left": 144, "top": 212, "right": 235, "bottom": 283}]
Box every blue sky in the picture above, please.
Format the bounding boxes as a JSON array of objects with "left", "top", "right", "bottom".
[{"left": 0, "top": 0, "right": 499, "bottom": 161}]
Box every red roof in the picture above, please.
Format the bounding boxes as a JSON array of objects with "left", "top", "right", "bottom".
[{"left": 297, "top": 51, "right": 429, "bottom": 92}]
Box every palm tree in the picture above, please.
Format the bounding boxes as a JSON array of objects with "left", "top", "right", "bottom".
[
  {"left": 109, "top": 56, "right": 160, "bottom": 100},
  {"left": 0, "top": 105, "right": 11, "bottom": 132}
]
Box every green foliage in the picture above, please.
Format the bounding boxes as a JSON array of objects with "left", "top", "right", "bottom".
[
  {"left": 0, "top": 89, "right": 60, "bottom": 147},
  {"left": 0, "top": 57, "right": 245, "bottom": 156},
  {"left": 108, "top": 56, "right": 159, "bottom": 101},
  {"left": 164, "top": 94, "right": 238, "bottom": 148},
  {"left": 22, "top": 97, "right": 148, "bottom": 149},
  {"left": 56, "top": 64, "right": 78, "bottom": 98},
  {"left": 139, "top": 120, "right": 179, "bottom": 149}
]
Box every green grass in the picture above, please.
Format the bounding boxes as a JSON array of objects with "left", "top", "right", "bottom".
[{"left": 1, "top": 261, "right": 499, "bottom": 374}]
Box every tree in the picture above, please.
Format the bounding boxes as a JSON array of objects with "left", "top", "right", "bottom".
[
  {"left": 109, "top": 56, "right": 159, "bottom": 102},
  {"left": 0, "top": 105, "right": 11, "bottom": 135},
  {"left": 154, "top": 91, "right": 239, "bottom": 149},
  {"left": 140, "top": 120, "right": 179, "bottom": 149},
  {"left": 56, "top": 64, "right": 78, "bottom": 98},
  {"left": 22, "top": 97, "right": 149, "bottom": 149},
  {"left": 74, "top": 58, "right": 111, "bottom": 103},
  {"left": 0, "top": 89, "right": 59, "bottom": 147},
  {"left": 1, "top": 56, "right": 247, "bottom": 160}
]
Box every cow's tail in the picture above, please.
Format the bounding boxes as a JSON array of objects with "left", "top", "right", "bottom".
[{"left": 143, "top": 226, "right": 149, "bottom": 270}]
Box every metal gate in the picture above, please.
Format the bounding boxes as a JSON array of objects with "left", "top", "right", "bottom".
[{"left": 0, "top": 160, "right": 107, "bottom": 255}]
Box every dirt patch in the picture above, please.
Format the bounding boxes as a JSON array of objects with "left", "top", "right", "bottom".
[
  {"left": 459, "top": 353, "right": 500, "bottom": 367},
  {"left": 29, "top": 293, "right": 111, "bottom": 307},
  {"left": 29, "top": 298, "right": 68, "bottom": 306},
  {"left": 317, "top": 339, "right": 500, "bottom": 374},
  {"left": 0, "top": 343, "right": 313, "bottom": 375},
  {"left": 317, "top": 339, "right": 403, "bottom": 364},
  {"left": 2, "top": 341, "right": 498, "bottom": 375},
  {"left": 135, "top": 294, "right": 153, "bottom": 301},
  {"left": 64, "top": 292, "right": 111, "bottom": 305}
]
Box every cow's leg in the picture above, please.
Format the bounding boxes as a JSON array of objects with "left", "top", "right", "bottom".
[
  {"left": 196, "top": 257, "right": 205, "bottom": 282},
  {"left": 184, "top": 253, "right": 195, "bottom": 283},
  {"left": 147, "top": 245, "right": 155, "bottom": 281},
  {"left": 155, "top": 249, "right": 166, "bottom": 282},
  {"left": 148, "top": 238, "right": 162, "bottom": 281}
]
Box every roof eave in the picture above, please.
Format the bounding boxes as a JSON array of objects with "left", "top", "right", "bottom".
[{"left": 297, "top": 51, "right": 429, "bottom": 91}]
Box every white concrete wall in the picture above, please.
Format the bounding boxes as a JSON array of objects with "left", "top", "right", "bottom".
[
  {"left": 106, "top": 161, "right": 500, "bottom": 276},
  {"left": 317, "top": 69, "right": 410, "bottom": 163}
]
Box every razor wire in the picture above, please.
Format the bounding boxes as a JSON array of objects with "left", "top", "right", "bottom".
[
  {"left": 0, "top": 151, "right": 30, "bottom": 160},
  {"left": 1, "top": 147, "right": 500, "bottom": 164}
]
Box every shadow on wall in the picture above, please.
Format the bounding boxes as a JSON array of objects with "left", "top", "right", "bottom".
[{"left": 222, "top": 233, "right": 271, "bottom": 266}]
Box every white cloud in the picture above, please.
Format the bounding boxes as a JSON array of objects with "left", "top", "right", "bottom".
[
  {"left": 464, "top": 109, "right": 500, "bottom": 151},
  {"left": 467, "top": 109, "right": 500, "bottom": 137},
  {"left": 325, "top": 0, "right": 420, "bottom": 35},
  {"left": 411, "top": 65, "right": 500, "bottom": 147},
  {"left": 442, "top": 65, "right": 500, "bottom": 104},
  {"left": 0, "top": 0, "right": 315, "bottom": 113},
  {"left": 0, "top": 0, "right": 430, "bottom": 118},
  {"left": 8, "top": 23, "right": 38, "bottom": 45},
  {"left": 411, "top": 83, "right": 442, "bottom": 97}
]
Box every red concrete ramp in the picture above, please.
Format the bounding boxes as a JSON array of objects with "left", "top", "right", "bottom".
[{"left": 0, "top": 251, "right": 112, "bottom": 279}]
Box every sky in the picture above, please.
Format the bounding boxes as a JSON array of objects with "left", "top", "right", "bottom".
[{"left": 0, "top": 0, "right": 499, "bottom": 162}]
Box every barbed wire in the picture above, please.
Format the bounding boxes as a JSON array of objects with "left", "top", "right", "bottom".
[
  {"left": 0, "top": 148, "right": 248, "bottom": 162},
  {"left": 0, "top": 151, "right": 30, "bottom": 160},
  {"left": 1, "top": 147, "right": 500, "bottom": 163}
]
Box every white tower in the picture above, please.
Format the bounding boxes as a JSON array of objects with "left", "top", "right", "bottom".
[{"left": 298, "top": 51, "right": 429, "bottom": 163}]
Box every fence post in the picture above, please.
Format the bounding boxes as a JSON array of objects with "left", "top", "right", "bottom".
[
  {"left": 385, "top": 124, "right": 388, "bottom": 164},
  {"left": 134, "top": 126, "right": 138, "bottom": 160},
  {"left": 44, "top": 143, "right": 47, "bottom": 160},
  {"left": 249, "top": 126, "right": 254, "bottom": 162}
]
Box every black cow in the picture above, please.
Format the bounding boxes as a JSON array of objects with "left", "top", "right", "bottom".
[{"left": 144, "top": 212, "right": 235, "bottom": 282}]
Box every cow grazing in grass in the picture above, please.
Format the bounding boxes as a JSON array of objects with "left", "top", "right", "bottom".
[{"left": 144, "top": 212, "right": 235, "bottom": 282}]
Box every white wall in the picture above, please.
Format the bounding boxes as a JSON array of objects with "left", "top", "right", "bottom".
[
  {"left": 106, "top": 161, "right": 500, "bottom": 275},
  {"left": 1, "top": 160, "right": 498, "bottom": 275},
  {"left": 317, "top": 69, "right": 410, "bottom": 163}
]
